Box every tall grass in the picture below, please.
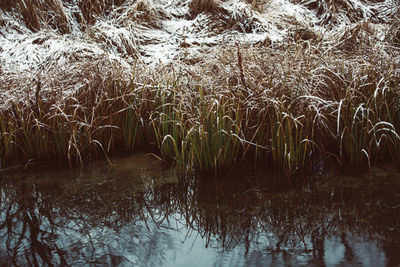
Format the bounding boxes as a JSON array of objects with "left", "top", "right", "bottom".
[
  {"left": 1, "top": 1, "right": 400, "bottom": 175},
  {"left": 270, "top": 110, "right": 312, "bottom": 174},
  {"left": 187, "top": 99, "right": 243, "bottom": 172},
  {"left": 1, "top": 42, "right": 400, "bottom": 175}
]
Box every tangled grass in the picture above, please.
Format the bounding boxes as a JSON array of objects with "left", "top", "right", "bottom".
[
  {"left": 1, "top": 0, "right": 399, "bottom": 175},
  {"left": 1, "top": 38, "right": 399, "bottom": 175},
  {"left": 0, "top": 0, "right": 127, "bottom": 32}
]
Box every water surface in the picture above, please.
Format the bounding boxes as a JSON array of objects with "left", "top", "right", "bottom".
[{"left": 1, "top": 154, "right": 399, "bottom": 266}]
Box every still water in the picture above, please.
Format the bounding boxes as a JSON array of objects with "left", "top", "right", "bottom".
[{"left": 1, "top": 154, "right": 399, "bottom": 266}]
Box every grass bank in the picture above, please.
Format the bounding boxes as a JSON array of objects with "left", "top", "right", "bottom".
[{"left": 1, "top": 38, "right": 399, "bottom": 175}]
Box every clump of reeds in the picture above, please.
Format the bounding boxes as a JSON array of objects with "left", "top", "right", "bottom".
[
  {"left": 1, "top": 38, "right": 399, "bottom": 175},
  {"left": 1, "top": 0, "right": 400, "bottom": 175}
]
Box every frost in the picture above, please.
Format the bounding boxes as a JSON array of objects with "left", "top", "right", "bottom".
[{"left": 0, "top": 0, "right": 397, "bottom": 105}]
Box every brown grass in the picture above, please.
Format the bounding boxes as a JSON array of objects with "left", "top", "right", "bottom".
[
  {"left": 290, "top": 0, "right": 394, "bottom": 24},
  {"left": 2, "top": 36, "right": 399, "bottom": 174},
  {"left": 2, "top": 0, "right": 71, "bottom": 33},
  {"left": 79, "top": 0, "right": 126, "bottom": 25},
  {"left": 0, "top": 0, "right": 128, "bottom": 32},
  {"left": 1, "top": 0, "right": 399, "bottom": 175},
  {"left": 188, "top": 0, "right": 222, "bottom": 18}
]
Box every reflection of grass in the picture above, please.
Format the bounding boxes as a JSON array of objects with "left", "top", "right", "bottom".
[
  {"left": 2, "top": 164, "right": 400, "bottom": 264},
  {"left": 170, "top": 171, "right": 400, "bottom": 256}
]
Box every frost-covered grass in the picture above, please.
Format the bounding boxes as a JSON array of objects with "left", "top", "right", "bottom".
[
  {"left": 1, "top": 41, "right": 399, "bottom": 174},
  {"left": 0, "top": 0, "right": 399, "bottom": 175}
]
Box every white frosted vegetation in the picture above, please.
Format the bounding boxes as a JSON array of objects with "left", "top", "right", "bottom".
[
  {"left": 0, "top": 0, "right": 398, "bottom": 107},
  {"left": 0, "top": 0, "right": 397, "bottom": 78},
  {"left": 0, "top": 0, "right": 399, "bottom": 170}
]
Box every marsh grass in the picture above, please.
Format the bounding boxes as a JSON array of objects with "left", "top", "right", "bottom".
[
  {"left": 187, "top": 100, "right": 243, "bottom": 172},
  {"left": 270, "top": 111, "right": 312, "bottom": 174},
  {"left": 1, "top": 1, "right": 400, "bottom": 175},
  {"left": 2, "top": 41, "right": 400, "bottom": 175}
]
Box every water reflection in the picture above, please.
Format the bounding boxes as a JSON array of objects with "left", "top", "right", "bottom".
[{"left": 0, "top": 155, "right": 399, "bottom": 266}]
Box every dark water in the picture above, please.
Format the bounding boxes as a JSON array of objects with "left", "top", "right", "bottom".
[{"left": 1, "top": 154, "right": 400, "bottom": 266}]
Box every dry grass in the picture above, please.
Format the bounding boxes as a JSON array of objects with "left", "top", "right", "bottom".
[
  {"left": 386, "top": 9, "right": 400, "bottom": 47},
  {"left": 78, "top": 0, "right": 126, "bottom": 25},
  {"left": 188, "top": 0, "right": 223, "bottom": 18},
  {"left": 0, "top": 0, "right": 127, "bottom": 32},
  {"left": 1, "top": 0, "right": 399, "bottom": 175},
  {"left": 1, "top": 0, "right": 71, "bottom": 33},
  {"left": 1, "top": 38, "right": 399, "bottom": 175},
  {"left": 290, "top": 0, "right": 393, "bottom": 24}
]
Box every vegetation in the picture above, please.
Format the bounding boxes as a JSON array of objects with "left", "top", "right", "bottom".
[
  {"left": 1, "top": 0, "right": 399, "bottom": 175},
  {"left": 1, "top": 41, "right": 399, "bottom": 175}
]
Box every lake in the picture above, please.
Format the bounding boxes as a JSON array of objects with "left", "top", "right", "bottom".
[{"left": 1, "top": 153, "right": 399, "bottom": 266}]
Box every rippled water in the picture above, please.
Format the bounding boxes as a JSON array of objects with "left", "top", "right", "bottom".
[{"left": 1, "top": 153, "right": 399, "bottom": 266}]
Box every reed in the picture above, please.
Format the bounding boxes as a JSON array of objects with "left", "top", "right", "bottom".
[
  {"left": 270, "top": 111, "right": 312, "bottom": 174},
  {"left": 187, "top": 99, "right": 243, "bottom": 172},
  {"left": 337, "top": 99, "right": 372, "bottom": 168},
  {"left": 370, "top": 71, "right": 400, "bottom": 168},
  {"left": 151, "top": 82, "right": 186, "bottom": 166},
  {"left": 1, "top": 16, "right": 400, "bottom": 175}
]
